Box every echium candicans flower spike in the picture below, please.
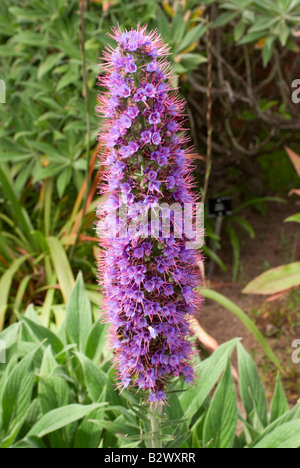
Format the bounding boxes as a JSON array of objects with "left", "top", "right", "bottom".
[{"left": 97, "top": 24, "right": 203, "bottom": 406}]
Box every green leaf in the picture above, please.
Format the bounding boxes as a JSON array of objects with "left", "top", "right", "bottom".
[
  {"left": 180, "top": 338, "right": 240, "bottom": 419},
  {"left": 27, "top": 404, "right": 107, "bottom": 438},
  {"left": 237, "top": 343, "right": 268, "bottom": 427},
  {"left": 250, "top": 404, "right": 300, "bottom": 445},
  {"left": 285, "top": 213, "right": 300, "bottom": 223},
  {"left": 278, "top": 21, "right": 290, "bottom": 46},
  {"left": 47, "top": 236, "right": 75, "bottom": 303},
  {"left": 85, "top": 321, "right": 108, "bottom": 363},
  {"left": 76, "top": 352, "right": 122, "bottom": 406},
  {"left": 213, "top": 11, "right": 239, "bottom": 28},
  {"left": 238, "top": 31, "right": 266, "bottom": 45},
  {"left": 202, "top": 245, "right": 227, "bottom": 272},
  {"left": 179, "top": 53, "right": 207, "bottom": 70},
  {"left": 270, "top": 374, "right": 290, "bottom": 423},
  {"left": 0, "top": 255, "right": 30, "bottom": 330},
  {"left": 262, "top": 36, "right": 275, "bottom": 67},
  {"left": 243, "top": 262, "right": 300, "bottom": 295},
  {"left": 22, "top": 316, "right": 64, "bottom": 354},
  {"left": 65, "top": 273, "right": 92, "bottom": 351},
  {"left": 38, "top": 53, "right": 65, "bottom": 80},
  {"left": 0, "top": 165, "right": 34, "bottom": 247},
  {"left": 38, "top": 346, "right": 70, "bottom": 414},
  {"left": 89, "top": 418, "right": 139, "bottom": 439},
  {"left": 176, "top": 23, "right": 206, "bottom": 54},
  {"left": 1, "top": 346, "right": 37, "bottom": 430},
  {"left": 13, "top": 437, "right": 47, "bottom": 449},
  {"left": 73, "top": 408, "right": 104, "bottom": 448},
  {"left": 75, "top": 352, "right": 108, "bottom": 403},
  {"left": 56, "top": 70, "right": 76, "bottom": 92},
  {"left": 200, "top": 289, "right": 283, "bottom": 371},
  {"left": 57, "top": 168, "right": 71, "bottom": 198},
  {"left": 231, "top": 215, "right": 255, "bottom": 238},
  {"left": 11, "top": 32, "right": 48, "bottom": 47},
  {"left": 232, "top": 197, "right": 286, "bottom": 214},
  {"left": 234, "top": 21, "right": 246, "bottom": 41},
  {"left": 253, "top": 420, "right": 300, "bottom": 448},
  {"left": 203, "top": 361, "right": 237, "bottom": 448}
]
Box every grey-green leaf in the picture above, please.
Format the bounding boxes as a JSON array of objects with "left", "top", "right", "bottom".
[
  {"left": 269, "top": 374, "right": 290, "bottom": 423},
  {"left": 203, "top": 360, "right": 237, "bottom": 448},
  {"left": 65, "top": 273, "right": 92, "bottom": 351},
  {"left": 27, "top": 403, "right": 107, "bottom": 438},
  {"left": 180, "top": 338, "right": 240, "bottom": 419},
  {"left": 237, "top": 343, "right": 268, "bottom": 427}
]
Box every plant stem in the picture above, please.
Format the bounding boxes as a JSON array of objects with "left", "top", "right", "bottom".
[{"left": 150, "top": 406, "right": 162, "bottom": 448}]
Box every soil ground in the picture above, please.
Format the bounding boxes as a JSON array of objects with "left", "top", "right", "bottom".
[{"left": 199, "top": 200, "right": 300, "bottom": 404}]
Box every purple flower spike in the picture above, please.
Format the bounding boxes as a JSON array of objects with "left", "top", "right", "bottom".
[{"left": 97, "top": 24, "right": 202, "bottom": 406}]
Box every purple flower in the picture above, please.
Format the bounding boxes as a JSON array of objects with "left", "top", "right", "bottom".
[
  {"left": 152, "top": 132, "right": 161, "bottom": 146},
  {"left": 127, "top": 105, "right": 139, "bottom": 119},
  {"left": 124, "top": 54, "right": 137, "bottom": 73},
  {"left": 144, "top": 83, "right": 156, "bottom": 98},
  {"left": 134, "top": 247, "right": 145, "bottom": 259},
  {"left": 118, "top": 83, "right": 131, "bottom": 98},
  {"left": 98, "top": 25, "right": 202, "bottom": 406},
  {"left": 120, "top": 141, "right": 139, "bottom": 158},
  {"left": 149, "top": 112, "right": 161, "bottom": 124},
  {"left": 140, "top": 131, "right": 152, "bottom": 144},
  {"left": 147, "top": 60, "right": 158, "bottom": 73}
]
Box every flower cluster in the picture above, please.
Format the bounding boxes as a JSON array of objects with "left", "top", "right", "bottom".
[{"left": 97, "top": 25, "right": 202, "bottom": 405}]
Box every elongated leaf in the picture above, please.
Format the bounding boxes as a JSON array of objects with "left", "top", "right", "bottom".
[
  {"left": 27, "top": 403, "right": 107, "bottom": 438},
  {"left": 38, "top": 346, "right": 70, "bottom": 415},
  {"left": 253, "top": 420, "right": 300, "bottom": 448},
  {"left": 270, "top": 374, "right": 290, "bottom": 423},
  {"left": 285, "top": 214, "right": 300, "bottom": 223},
  {"left": 22, "top": 316, "right": 64, "bottom": 354},
  {"left": 0, "top": 255, "right": 30, "bottom": 330},
  {"left": 85, "top": 321, "right": 108, "bottom": 363},
  {"left": 232, "top": 197, "right": 285, "bottom": 214},
  {"left": 213, "top": 11, "right": 239, "bottom": 27},
  {"left": 38, "top": 53, "right": 65, "bottom": 80},
  {"left": 243, "top": 262, "right": 300, "bottom": 295},
  {"left": 65, "top": 273, "right": 92, "bottom": 351},
  {"left": 90, "top": 418, "right": 139, "bottom": 439},
  {"left": 176, "top": 23, "right": 206, "bottom": 54},
  {"left": 0, "top": 165, "right": 34, "bottom": 246},
  {"left": 76, "top": 352, "right": 122, "bottom": 406},
  {"left": 1, "top": 346, "right": 38, "bottom": 430},
  {"left": 200, "top": 289, "right": 283, "bottom": 371},
  {"left": 13, "top": 437, "right": 47, "bottom": 449},
  {"left": 237, "top": 343, "right": 268, "bottom": 427},
  {"left": 73, "top": 408, "right": 104, "bottom": 449},
  {"left": 180, "top": 338, "right": 240, "bottom": 419},
  {"left": 47, "top": 236, "right": 75, "bottom": 303},
  {"left": 202, "top": 245, "right": 227, "bottom": 272},
  {"left": 203, "top": 360, "right": 237, "bottom": 448},
  {"left": 250, "top": 404, "right": 300, "bottom": 446}
]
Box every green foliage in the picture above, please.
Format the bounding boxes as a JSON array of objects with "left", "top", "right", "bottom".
[
  {"left": 0, "top": 278, "right": 299, "bottom": 448},
  {"left": 243, "top": 261, "right": 300, "bottom": 295},
  {"left": 213, "top": 0, "right": 300, "bottom": 65}
]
